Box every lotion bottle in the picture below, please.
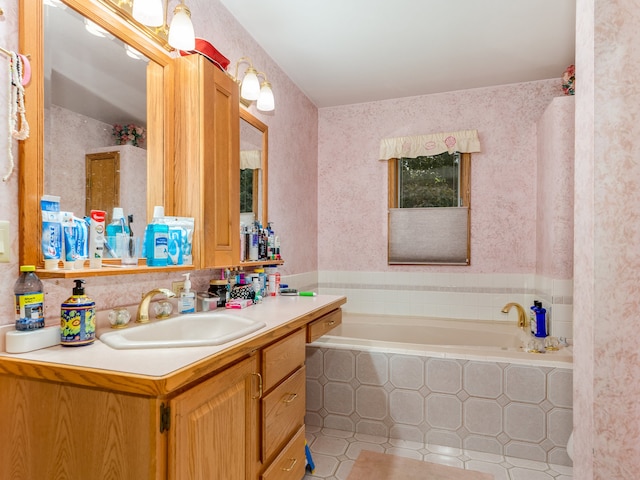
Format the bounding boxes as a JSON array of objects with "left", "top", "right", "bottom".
[
  {"left": 178, "top": 273, "right": 196, "bottom": 314},
  {"left": 60, "top": 279, "right": 96, "bottom": 346}
]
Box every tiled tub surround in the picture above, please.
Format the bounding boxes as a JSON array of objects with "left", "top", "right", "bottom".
[
  {"left": 316, "top": 271, "right": 574, "bottom": 342},
  {"left": 305, "top": 343, "right": 573, "bottom": 467}
]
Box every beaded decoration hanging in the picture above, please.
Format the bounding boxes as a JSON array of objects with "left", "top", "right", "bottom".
[{"left": 4, "top": 51, "right": 30, "bottom": 182}]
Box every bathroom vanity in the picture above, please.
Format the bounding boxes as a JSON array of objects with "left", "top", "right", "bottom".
[{"left": 0, "top": 295, "right": 345, "bottom": 480}]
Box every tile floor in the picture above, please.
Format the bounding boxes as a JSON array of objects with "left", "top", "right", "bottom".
[{"left": 303, "top": 425, "right": 573, "bottom": 480}]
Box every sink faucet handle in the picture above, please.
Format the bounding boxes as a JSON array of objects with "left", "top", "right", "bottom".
[{"left": 136, "top": 288, "right": 177, "bottom": 323}]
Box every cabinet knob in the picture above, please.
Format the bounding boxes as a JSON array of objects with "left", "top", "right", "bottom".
[{"left": 282, "top": 458, "right": 297, "bottom": 472}]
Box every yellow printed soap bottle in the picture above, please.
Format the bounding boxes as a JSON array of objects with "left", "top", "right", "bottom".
[{"left": 60, "top": 279, "right": 96, "bottom": 346}]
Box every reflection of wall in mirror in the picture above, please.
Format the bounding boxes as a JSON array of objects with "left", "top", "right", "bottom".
[
  {"left": 87, "top": 146, "right": 147, "bottom": 230},
  {"left": 46, "top": 104, "right": 147, "bottom": 223}
]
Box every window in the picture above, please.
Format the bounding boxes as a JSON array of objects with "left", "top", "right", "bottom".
[
  {"left": 388, "top": 153, "right": 471, "bottom": 265},
  {"left": 389, "top": 152, "right": 470, "bottom": 209}
]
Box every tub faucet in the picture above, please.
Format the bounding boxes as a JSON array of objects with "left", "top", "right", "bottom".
[
  {"left": 136, "top": 288, "right": 176, "bottom": 323},
  {"left": 501, "top": 302, "right": 529, "bottom": 330}
]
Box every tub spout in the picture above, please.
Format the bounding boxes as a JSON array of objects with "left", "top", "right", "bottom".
[{"left": 501, "top": 302, "right": 529, "bottom": 330}]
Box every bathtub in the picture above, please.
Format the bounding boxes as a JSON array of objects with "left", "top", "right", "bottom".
[
  {"left": 311, "top": 313, "right": 572, "bottom": 368},
  {"left": 306, "top": 313, "right": 574, "bottom": 465}
]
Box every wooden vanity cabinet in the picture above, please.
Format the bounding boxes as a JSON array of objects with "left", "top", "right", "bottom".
[
  {"left": 169, "top": 355, "right": 259, "bottom": 480},
  {"left": 173, "top": 54, "right": 240, "bottom": 268},
  {"left": 259, "top": 329, "right": 307, "bottom": 479}
]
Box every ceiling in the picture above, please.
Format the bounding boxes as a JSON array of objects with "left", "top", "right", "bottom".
[
  {"left": 219, "top": 0, "right": 576, "bottom": 108},
  {"left": 46, "top": 3, "right": 148, "bottom": 126}
]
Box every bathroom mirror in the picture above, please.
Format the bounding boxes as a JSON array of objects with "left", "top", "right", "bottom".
[
  {"left": 19, "top": 0, "right": 173, "bottom": 269},
  {"left": 45, "top": 2, "right": 149, "bottom": 224},
  {"left": 239, "top": 109, "right": 268, "bottom": 227}
]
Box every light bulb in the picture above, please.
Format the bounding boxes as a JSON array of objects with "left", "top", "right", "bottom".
[
  {"left": 240, "top": 67, "right": 260, "bottom": 101},
  {"left": 168, "top": 4, "right": 196, "bottom": 51},
  {"left": 257, "top": 81, "right": 275, "bottom": 111},
  {"left": 132, "top": 0, "right": 164, "bottom": 28}
]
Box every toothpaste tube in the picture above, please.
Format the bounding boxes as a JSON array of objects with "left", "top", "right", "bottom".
[
  {"left": 41, "top": 195, "right": 61, "bottom": 267},
  {"left": 225, "top": 298, "right": 253, "bottom": 309},
  {"left": 88, "top": 210, "right": 106, "bottom": 268},
  {"left": 61, "top": 211, "right": 78, "bottom": 262}
]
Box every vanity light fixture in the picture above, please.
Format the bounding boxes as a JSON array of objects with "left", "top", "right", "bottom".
[
  {"left": 233, "top": 57, "right": 276, "bottom": 112},
  {"left": 167, "top": 3, "right": 195, "bottom": 51},
  {"left": 130, "top": 0, "right": 195, "bottom": 50},
  {"left": 132, "top": 0, "right": 163, "bottom": 27},
  {"left": 124, "top": 44, "right": 145, "bottom": 60}
]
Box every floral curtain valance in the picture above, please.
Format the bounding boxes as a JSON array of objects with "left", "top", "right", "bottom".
[
  {"left": 379, "top": 129, "right": 481, "bottom": 160},
  {"left": 240, "top": 150, "right": 261, "bottom": 170}
]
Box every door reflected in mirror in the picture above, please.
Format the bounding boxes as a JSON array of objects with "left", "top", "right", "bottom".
[
  {"left": 44, "top": 1, "right": 149, "bottom": 224},
  {"left": 240, "top": 109, "right": 268, "bottom": 227}
]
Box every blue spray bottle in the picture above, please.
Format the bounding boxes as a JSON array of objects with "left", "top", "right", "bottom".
[{"left": 534, "top": 301, "right": 548, "bottom": 338}]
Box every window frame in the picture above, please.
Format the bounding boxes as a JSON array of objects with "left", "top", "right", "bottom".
[{"left": 387, "top": 152, "right": 471, "bottom": 265}]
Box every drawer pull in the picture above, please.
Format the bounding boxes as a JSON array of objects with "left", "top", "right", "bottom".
[
  {"left": 282, "top": 458, "right": 297, "bottom": 472},
  {"left": 283, "top": 393, "right": 298, "bottom": 404},
  {"left": 252, "top": 373, "right": 263, "bottom": 399},
  {"left": 327, "top": 320, "right": 336, "bottom": 326}
]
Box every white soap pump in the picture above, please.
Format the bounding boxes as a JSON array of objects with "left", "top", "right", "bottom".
[{"left": 178, "top": 273, "right": 196, "bottom": 314}]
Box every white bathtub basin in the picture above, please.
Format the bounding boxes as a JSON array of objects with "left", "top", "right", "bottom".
[{"left": 98, "top": 312, "right": 266, "bottom": 349}]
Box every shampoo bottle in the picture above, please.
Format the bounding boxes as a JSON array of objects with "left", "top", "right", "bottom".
[
  {"left": 534, "top": 303, "right": 548, "bottom": 338},
  {"left": 60, "top": 279, "right": 96, "bottom": 346},
  {"left": 144, "top": 206, "right": 169, "bottom": 267},
  {"left": 178, "top": 273, "right": 196, "bottom": 314}
]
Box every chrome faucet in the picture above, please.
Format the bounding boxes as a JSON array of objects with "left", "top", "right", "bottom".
[
  {"left": 501, "top": 302, "right": 529, "bottom": 330},
  {"left": 136, "top": 288, "right": 176, "bottom": 323}
]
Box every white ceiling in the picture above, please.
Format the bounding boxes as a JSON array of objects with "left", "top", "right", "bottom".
[{"left": 219, "top": 0, "right": 576, "bottom": 108}]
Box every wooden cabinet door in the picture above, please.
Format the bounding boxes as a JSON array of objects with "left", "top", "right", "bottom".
[
  {"left": 173, "top": 54, "right": 240, "bottom": 269},
  {"left": 168, "top": 355, "right": 259, "bottom": 480}
]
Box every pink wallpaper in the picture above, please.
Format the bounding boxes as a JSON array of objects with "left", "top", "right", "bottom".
[
  {"left": 536, "top": 96, "right": 575, "bottom": 280},
  {"left": 318, "top": 80, "right": 563, "bottom": 273}
]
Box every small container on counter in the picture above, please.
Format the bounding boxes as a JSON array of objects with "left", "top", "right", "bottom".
[
  {"left": 60, "top": 279, "right": 96, "bottom": 346},
  {"left": 208, "top": 279, "right": 228, "bottom": 307}
]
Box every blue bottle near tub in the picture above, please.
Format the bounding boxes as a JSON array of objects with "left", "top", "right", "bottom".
[{"left": 534, "top": 302, "right": 548, "bottom": 338}]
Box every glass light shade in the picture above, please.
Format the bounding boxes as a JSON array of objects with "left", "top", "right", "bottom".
[
  {"left": 168, "top": 4, "right": 196, "bottom": 51},
  {"left": 257, "top": 82, "right": 275, "bottom": 112},
  {"left": 125, "top": 44, "right": 144, "bottom": 60},
  {"left": 240, "top": 67, "right": 260, "bottom": 101},
  {"left": 132, "top": 0, "right": 164, "bottom": 28}
]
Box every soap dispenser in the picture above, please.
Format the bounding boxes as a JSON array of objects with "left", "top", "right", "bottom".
[
  {"left": 178, "top": 273, "right": 196, "bottom": 314},
  {"left": 61, "top": 279, "right": 96, "bottom": 346}
]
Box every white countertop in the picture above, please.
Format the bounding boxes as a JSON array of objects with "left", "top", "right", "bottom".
[{"left": 0, "top": 295, "right": 346, "bottom": 378}]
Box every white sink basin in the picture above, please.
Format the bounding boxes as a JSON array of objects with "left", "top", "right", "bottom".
[{"left": 98, "top": 312, "right": 266, "bottom": 349}]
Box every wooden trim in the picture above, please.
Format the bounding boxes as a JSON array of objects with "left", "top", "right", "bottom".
[
  {"left": 240, "top": 109, "right": 269, "bottom": 226},
  {"left": 387, "top": 158, "right": 398, "bottom": 209},
  {"left": 19, "top": 0, "right": 173, "bottom": 272}
]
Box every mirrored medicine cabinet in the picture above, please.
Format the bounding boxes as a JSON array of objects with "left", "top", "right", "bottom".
[
  {"left": 19, "top": 0, "right": 273, "bottom": 277},
  {"left": 19, "top": 0, "right": 173, "bottom": 276}
]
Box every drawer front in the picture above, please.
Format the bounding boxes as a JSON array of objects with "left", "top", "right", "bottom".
[
  {"left": 262, "top": 366, "right": 306, "bottom": 461},
  {"left": 261, "top": 425, "right": 306, "bottom": 480},
  {"left": 262, "top": 329, "right": 305, "bottom": 392},
  {"left": 307, "top": 308, "right": 342, "bottom": 343}
]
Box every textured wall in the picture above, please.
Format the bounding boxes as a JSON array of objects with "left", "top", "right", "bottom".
[
  {"left": 536, "top": 96, "right": 575, "bottom": 280},
  {"left": 574, "top": 0, "right": 640, "bottom": 478},
  {"left": 317, "top": 80, "right": 563, "bottom": 274}
]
